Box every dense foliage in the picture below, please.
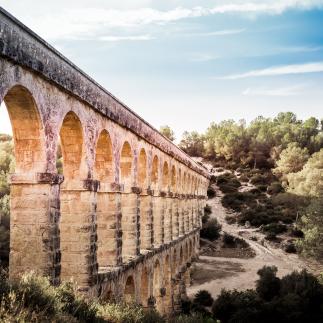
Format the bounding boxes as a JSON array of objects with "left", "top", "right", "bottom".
[
  {"left": 212, "top": 266, "right": 323, "bottom": 323},
  {"left": 0, "top": 134, "right": 13, "bottom": 267},
  {"left": 179, "top": 112, "right": 322, "bottom": 169}
]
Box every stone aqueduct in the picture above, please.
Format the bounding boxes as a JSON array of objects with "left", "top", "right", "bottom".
[{"left": 0, "top": 8, "right": 209, "bottom": 313}]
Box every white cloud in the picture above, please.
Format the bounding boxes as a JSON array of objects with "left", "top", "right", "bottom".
[
  {"left": 242, "top": 84, "right": 308, "bottom": 96},
  {"left": 99, "top": 35, "right": 154, "bottom": 41},
  {"left": 192, "top": 29, "right": 245, "bottom": 36},
  {"left": 18, "top": 0, "right": 323, "bottom": 40},
  {"left": 220, "top": 62, "right": 323, "bottom": 79}
]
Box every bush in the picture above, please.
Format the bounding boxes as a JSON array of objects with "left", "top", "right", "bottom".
[
  {"left": 239, "top": 175, "right": 249, "bottom": 183},
  {"left": 225, "top": 216, "right": 236, "bottom": 224},
  {"left": 265, "top": 232, "right": 278, "bottom": 241},
  {"left": 218, "top": 184, "right": 238, "bottom": 194},
  {"left": 256, "top": 185, "right": 267, "bottom": 192},
  {"left": 262, "top": 223, "right": 287, "bottom": 235},
  {"left": 202, "top": 214, "right": 210, "bottom": 225},
  {"left": 204, "top": 204, "right": 212, "bottom": 215},
  {"left": 283, "top": 241, "right": 297, "bottom": 253},
  {"left": 212, "top": 266, "right": 323, "bottom": 323},
  {"left": 250, "top": 174, "right": 268, "bottom": 185},
  {"left": 200, "top": 219, "right": 222, "bottom": 241},
  {"left": 212, "top": 289, "right": 261, "bottom": 323},
  {"left": 290, "top": 228, "right": 304, "bottom": 238},
  {"left": 207, "top": 187, "right": 216, "bottom": 199},
  {"left": 256, "top": 266, "right": 280, "bottom": 301},
  {"left": 222, "top": 233, "right": 235, "bottom": 246},
  {"left": 193, "top": 290, "right": 214, "bottom": 307},
  {"left": 267, "top": 182, "right": 284, "bottom": 195}
]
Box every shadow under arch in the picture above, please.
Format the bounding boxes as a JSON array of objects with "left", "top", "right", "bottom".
[{"left": 124, "top": 275, "right": 136, "bottom": 303}]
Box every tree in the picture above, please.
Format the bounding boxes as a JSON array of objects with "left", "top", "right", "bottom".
[
  {"left": 159, "top": 125, "right": 175, "bottom": 142},
  {"left": 179, "top": 131, "right": 205, "bottom": 157},
  {"left": 297, "top": 188, "right": 323, "bottom": 260},
  {"left": 273, "top": 143, "right": 309, "bottom": 177},
  {"left": 287, "top": 149, "right": 323, "bottom": 197}
]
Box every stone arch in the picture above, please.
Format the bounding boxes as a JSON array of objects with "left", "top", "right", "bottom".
[
  {"left": 180, "top": 246, "right": 184, "bottom": 267},
  {"left": 124, "top": 275, "right": 136, "bottom": 303},
  {"left": 120, "top": 141, "right": 133, "bottom": 190},
  {"left": 94, "top": 129, "right": 114, "bottom": 184},
  {"left": 171, "top": 165, "right": 176, "bottom": 191},
  {"left": 60, "top": 111, "right": 85, "bottom": 181},
  {"left": 141, "top": 266, "right": 150, "bottom": 307},
  {"left": 164, "top": 255, "right": 172, "bottom": 311},
  {"left": 151, "top": 155, "right": 159, "bottom": 190},
  {"left": 172, "top": 248, "right": 177, "bottom": 273},
  {"left": 138, "top": 148, "right": 147, "bottom": 188},
  {"left": 189, "top": 239, "right": 192, "bottom": 258},
  {"left": 3, "top": 85, "right": 46, "bottom": 173},
  {"left": 94, "top": 129, "right": 118, "bottom": 267},
  {"left": 184, "top": 242, "right": 189, "bottom": 262},
  {"left": 153, "top": 259, "right": 162, "bottom": 312},
  {"left": 3, "top": 85, "right": 49, "bottom": 278},
  {"left": 59, "top": 111, "right": 98, "bottom": 286},
  {"left": 187, "top": 174, "right": 191, "bottom": 194},
  {"left": 162, "top": 161, "right": 169, "bottom": 191},
  {"left": 178, "top": 168, "right": 182, "bottom": 193},
  {"left": 183, "top": 172, "right": 186, "bottom": 193}
]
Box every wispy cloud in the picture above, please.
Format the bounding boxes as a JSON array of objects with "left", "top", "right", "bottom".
[
  {"left": 99, "top": 34, "right": 154, "bottom": 42},
  {"left": 242, "top": 84, "right": 308, "bottom": 96},
  {"left": 220, "top": 62, "right": 323, "bottom": 79},
  {"left": 192, "top": 29, "right": 245, "bottom": 37},
  {"left": 24, "top": 1, "right": 323, "bottom": 40}
]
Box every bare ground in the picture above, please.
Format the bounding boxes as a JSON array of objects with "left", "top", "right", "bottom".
[{"left": 188, "top": 165, "right": 322, "bottom": 298}]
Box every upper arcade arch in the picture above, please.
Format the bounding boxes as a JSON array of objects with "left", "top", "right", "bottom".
[
  {"left": 94, "top": 129, "right": 114, "bottom": 184},
  {"left": 120, "top": 141, "right": 133, "bottom": 190},
  {"left": 137, "top": 148, "right": 148, "bottom": 189},
  {"left": 3, "top": 85, "right": 46, "bottom": 173}
]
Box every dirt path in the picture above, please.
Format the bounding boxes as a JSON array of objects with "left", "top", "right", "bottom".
[{"left": 188, "top": 183, "right": 316, "bottom": 298}]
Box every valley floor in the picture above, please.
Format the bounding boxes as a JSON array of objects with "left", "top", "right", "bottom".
[{"left": 188, "top": 168, "right": 321, "bottom": 298}]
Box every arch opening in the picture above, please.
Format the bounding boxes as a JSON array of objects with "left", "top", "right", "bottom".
[
  {"left": 120, "top": 141, "right": 133, "bottom": 189},
  {"left": 94, "top": 130, "right": 114, "bottom": 183},
  {"left": 151, "top": 155, "right": 159, "bottom": 190},
  {"left": 141, "top": 267, "right": 149, "bottom": 306},
  {"left": 138, "top": 148, "right": 147, "bottom": 188},
  {"left": 162, "top": 161, "right": 169, "bottom": 191},
  {"left": 124, "top": 275, "right": 136, "bottom": 303}
]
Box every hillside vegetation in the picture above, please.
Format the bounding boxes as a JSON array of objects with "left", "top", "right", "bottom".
[{"left": 178, "top": 112, "right": 323, "bottom": 261}]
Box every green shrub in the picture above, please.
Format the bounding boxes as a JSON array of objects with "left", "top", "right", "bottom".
[
  {"left": 290, "top": 228, "right": 304, "bottom": 238},
  {"left": 202, "top": 214, "right": 210, "bottom": 225},
  {"left": 207, "top": 187, "right": 216, "bottom": 199},
  {"left": 256, "top": 185, "right": 267, "bottom": 192},
  {"left": 250, "top": 174, "right": 268, "bottom": 185},
  {"left": 218, "top": 184, "right": 238, "bottom": 194},
  {"left": 201, "top": 219, "right": 222, "bottom": 241},
  {"left": 193, "top": 290, "right": 214, "bottom": 307},
  {"left": 256, "top": 266, "right": 280, "bottom": 301},
  {"left": 265, "top": 232, "right": 278, "bottom": 241},
  {"left": 204, "top": 204, "right": 212, "bottom": 215},
  {"left": 239, "top": 175, "right": 249, "bottom": 183},
  {"left": 225, "top": 216, "right": 236, "bottom": 224},
  {"left": 284, "top": 242, "right": 297, "bottom": 253},
  {"left": 262, "top": 223, "right": 287, "bottom": 235},
  {"left": 267, "top": 182, "right": 284, "bottom": 195}
]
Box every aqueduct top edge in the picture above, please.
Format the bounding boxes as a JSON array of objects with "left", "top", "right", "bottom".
[{"left": 0, "top": 6, "right": 209, "bottom": 178}]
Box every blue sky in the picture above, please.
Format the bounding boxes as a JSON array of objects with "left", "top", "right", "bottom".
[{"left": 1, "top": 0, "right": 323, "bottom": 141}]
